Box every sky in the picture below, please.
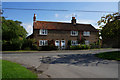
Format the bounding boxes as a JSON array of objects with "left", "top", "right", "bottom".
[
  {"left": 2, "top": 0, "right": 120, "bottom": 2},
  {"left": 2, "top": 2, "right": 118, "bottom": 36}
]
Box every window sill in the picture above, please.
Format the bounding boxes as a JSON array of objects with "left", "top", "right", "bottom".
[
  {"left": 71, "top": 35, "right": 78, "bottom": 37},
  {"left": 83, "top": 35, "right": 90, "bottom": 37},
  {"left": 39, "top": 34, "right": 47, "bottom": 36}
]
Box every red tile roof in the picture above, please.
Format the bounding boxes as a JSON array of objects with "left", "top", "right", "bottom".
[{"left": 33, "top": 21, "right": 98, "bottom": 32}]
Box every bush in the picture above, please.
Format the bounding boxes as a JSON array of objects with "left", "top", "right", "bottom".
[
  {"left": 21, "top": 39, "right": 38, "bottom": 50},
  {"left": 31, "top": 44, "right": 39, "bottom": 50},
  {"left": 70, "top": 44, "right": 90, "bottom": 50},
  {"left": 90, "top": 43, "right": 100, "bottom": 49},
  {"left": 40, "top": 45, "right": 58, "bottom": 51},
  {"left": 2, "top": 39, "right": 23, "bottom": 51},
  {"left": 24, "top": 47, "right": 31, "bottom": 50}
]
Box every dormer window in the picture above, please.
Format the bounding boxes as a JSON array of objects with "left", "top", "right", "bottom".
[
  {"left": 83, "top": 31, "right": 90, "bottom": 36},
  {"left": 71, "top": 31, "right": 78, "bottom": 36},
  {"left": 39, "top": 29, "right": 48, "bottom": 35}
]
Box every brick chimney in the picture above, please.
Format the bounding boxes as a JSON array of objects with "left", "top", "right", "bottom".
[
  {"left": 71, "top": 17, "right": 76, "bottom": 25},
  {"left": 33, "top": 14, "right": 36, "bottom": 22}
]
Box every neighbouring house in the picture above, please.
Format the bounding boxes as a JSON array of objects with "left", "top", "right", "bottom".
[{"left": 27, "top": 14, "right": 99, "bottom": 49}]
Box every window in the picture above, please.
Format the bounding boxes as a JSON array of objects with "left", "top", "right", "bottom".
[
  {"left": 39, "top": 40, "right": 48, "bottom": 46},
  {"left": 71, "top": 31, "right": 78, "bottom": 36},
  {"left": 71, "top": 40, "right": 78, "bottom": 45},
  {"left": 85, "top": 40, "right": 90, "bottom": 45},
  {"left": 39, "top": 29, "right": 48, "bottom": 35},
  {"left": 61, "top": 40, "right": 65, "bottom": 49},
  {"left": 83, "top": 31, "right": 90, "bottom": 36}
]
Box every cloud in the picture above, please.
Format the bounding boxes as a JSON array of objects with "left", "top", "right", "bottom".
[
  {"left": 55, "top": 14, "right": 59, "bottom": 17},
  {"left": 65, "top": 14, "right": 72, "bottom": 18},
  {"left": 77, "top": 19, "right": 96, "bottom": 24},
  {"left": 21, "top": 23, "right": 33, "bottom": 36}
]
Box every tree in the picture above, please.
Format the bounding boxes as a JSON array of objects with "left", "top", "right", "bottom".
[
  {"left": 97, "top": 13, "right": 120, "bottom": 48},
  {"left": 97, "top": 12, "right": 119, "bottom": 28},
  {"left": 2, "top": 17, "right": 28, "bottom": 50}
]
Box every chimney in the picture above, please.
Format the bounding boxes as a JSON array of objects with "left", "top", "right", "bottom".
[
  {"left": 71, "top": 17, "right": 76, "bottom": 25},
  {"left": 33, "top": 14, "right": 36, "bottom": 22}
]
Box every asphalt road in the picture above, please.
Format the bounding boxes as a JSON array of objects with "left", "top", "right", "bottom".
[{"left": 2, "top": 48, "right": 120, "bottom": 78}]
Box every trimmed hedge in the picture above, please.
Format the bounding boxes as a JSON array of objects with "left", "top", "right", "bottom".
[
  {"left": 70, "top": 44, "right": 90, "bottom": 50},
  {"left": 39, "top": 45, "right": 58, "bottom": 51}
]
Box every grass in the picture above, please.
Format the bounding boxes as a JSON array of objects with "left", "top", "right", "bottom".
[
  {"left": 0, "top": 60, "right": 2, "bottom": 80},
  {"left": 95, "top": 51, "right": 120, "bottom": 61},
  {"left": 2, "top": 60, "right": 38, "bottom": 79}
]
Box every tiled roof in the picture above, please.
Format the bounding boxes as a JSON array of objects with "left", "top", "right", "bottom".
[{"left": 33, "top": 21, "right": 98, "bottom": 32}]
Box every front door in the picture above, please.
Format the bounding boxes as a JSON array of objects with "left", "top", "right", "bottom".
[
  {"left": 61, "top": 40, "right": 65, "bottom": 49},
  {"left": 55, "top": 40, "right": 60, "bottom": 49}
]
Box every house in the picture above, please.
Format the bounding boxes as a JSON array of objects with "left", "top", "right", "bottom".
[{"left": 27, "top": 14, "right": 99, "bottom": 49}]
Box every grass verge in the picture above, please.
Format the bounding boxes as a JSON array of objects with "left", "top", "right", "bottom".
[
  {"left": 95, "top": 51, "right": 120, "bottom": 61},
  {"left": 2, "top": 60, "right": 38, "bottom": 79}
]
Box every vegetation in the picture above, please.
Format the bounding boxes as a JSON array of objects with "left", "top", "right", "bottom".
[
  {"left": 70, "top": 44, "right": 90, "bottom": 50},
  {"left": 0, "top": 60, "right": 2, "bottom": 79},
  {"left": 2, "top": 17, "right": 27, "bottom": 51},
  {"left": 97, "top": 13, "right": 120, "bottom": 48},
  {"left": 2, "top": 17, "right": 39, "bottom": 51},
  {"left": 101, "top": 20, "right": 120, "bottom": 48},
  {"left": 40, "top": 45, "right": 58, "bottom": 51},
  {"left": 95, "top": 51, "right": 120, "bottom": 61},
  {"left": 2, "top": 60, "right": 38, "bottom": 79}
]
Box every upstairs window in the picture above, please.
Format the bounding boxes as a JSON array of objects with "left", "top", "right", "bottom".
[
  {"left": 83, "top": 31, "right": 90, "bottom": 36},
  {"left": 39, "top": 29, "right": 48, "bottom": 35},
  {"left": 39, "top": 40, "right": 48, "bottom": 46},
  {"left": 71, "top": 40, "right": 78, "bottom": 45},
  {"left": 71, "top": 31, "right": 78, "bottom": 36}
]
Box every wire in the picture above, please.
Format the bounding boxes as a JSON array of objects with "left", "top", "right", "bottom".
[{"left": 2, "top": 8, "right": 115, "bottom": 13}]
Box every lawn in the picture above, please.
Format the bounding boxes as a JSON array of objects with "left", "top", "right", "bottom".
[
  {"left": 95, "top": 51, "right": 120, "bottom": 61},
  {"left": 2, "top": 60, "right": 38, "bottom": 79}
]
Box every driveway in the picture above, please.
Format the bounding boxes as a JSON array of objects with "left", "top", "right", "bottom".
[{"left": 2, "top": 48, "right": 120, "bottom": 78}]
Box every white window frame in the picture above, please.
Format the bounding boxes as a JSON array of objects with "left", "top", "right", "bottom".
[
  {"left": 39, "top": 40, "right": 48, "bottom": 46},
  {"left": 39, "top": 29, "right": 48, "bottom": 35},
  {"left": 71, "top": 40, "right": 78, "bottom": 45},
  {"left": 85, "top": 40, "right": 90, "bottom": 45},
  {"left": 71, "top": 31, "right": 78, "bottom": 36},
  {"left": 83, "top": 31, "right": 90, "bottom": 36}
]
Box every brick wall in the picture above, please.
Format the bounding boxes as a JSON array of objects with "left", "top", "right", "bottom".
[{"left": 32, "top": 29, "right": 98, "bottom": 48}]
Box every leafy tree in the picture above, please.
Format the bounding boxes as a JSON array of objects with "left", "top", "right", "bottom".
[
  {"left": 97, "top": 12, "right": 119, "bottom": 28},
  {"left": 2, "top": 17, "right": 27, "bottom": 40},
  {"left": 2, "top": 17, "right": 28, "bottom": 50},
  {"left": 97, "top": 13, "right": 120, "bottom": 48}
]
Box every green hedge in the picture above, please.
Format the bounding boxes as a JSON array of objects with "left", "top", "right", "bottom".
[
  {"left": 39, "top": 45, "right": 58, "bottom": 51},
  {"left": 70, "top": 44, "right": 90, "bottom": 50}
]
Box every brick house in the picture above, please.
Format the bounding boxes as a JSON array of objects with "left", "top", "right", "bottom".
[{"left": 28, "top": 14, "right": 99, "bottom": 49}]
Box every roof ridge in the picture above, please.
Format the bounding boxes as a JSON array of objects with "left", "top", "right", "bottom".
[{"left": 36, "top": 20, "right": 91, "bottom": 25}]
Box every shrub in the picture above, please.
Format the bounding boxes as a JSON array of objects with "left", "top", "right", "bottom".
[
  {"left": 21, "top": 39, "right": 38, "bottom": 50},
  {"left": 40, "top": 45, "right": 58, "bottom": 51},
  {"left": 90, "top": 43, "right": 99, "bottom": 49},
  {"left": 70, "top": 44, "right": 90, "bottom": 50},
  {"left": 24, "top": 47, "right": 31, "bottom": 50},
  {"left": 31, "top": 44, "right": 39, "bottom": 50},
  {"left": 2, "top": 39, "right": 23, "bottom": 51}
]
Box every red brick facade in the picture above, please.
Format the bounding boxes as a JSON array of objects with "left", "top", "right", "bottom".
[{"left": 27, "top": 14, "right": 99, "bottom": 49}]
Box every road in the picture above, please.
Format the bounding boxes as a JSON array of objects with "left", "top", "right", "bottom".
[{"left": 2, "top": 48, "right": 120, "bottom": 78}]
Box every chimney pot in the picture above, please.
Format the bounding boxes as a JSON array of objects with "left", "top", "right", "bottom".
[
  {"left": 33, "top": 13, "right": 36, "bottom": 22},
  {"left": 71, "top": 17, "right": 76, "bottom": 25}
]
